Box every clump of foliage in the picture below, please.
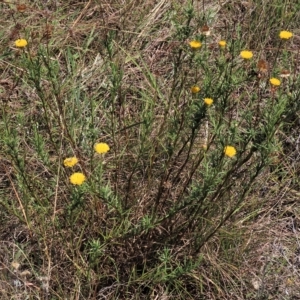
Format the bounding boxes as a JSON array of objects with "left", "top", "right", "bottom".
[{"left": 0, "top": 0, "right": 299, "bottom": 299}]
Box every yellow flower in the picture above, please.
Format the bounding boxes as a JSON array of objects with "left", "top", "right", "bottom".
[
  {"left": 269, "top": 78, "right": 281, "bottom": 86},
  {"left": 219, "top": 40, "right": 226, "bottom": 48},
  {"left": 191, "top": 85, "right": 200, "bottom": 94},
  {"left": 279, "top": 30, "right": 293, "bottom": 40},
  {"left": 189, "top": 40, "right": 202, "bottom": 50},
  {"left": 224, "top": 146, "right": 236, "bottom": 158},
  {"left": 63, "top": 157, "right": 78, "bottom": 167},
  {"left": 69, "top": 172, "right": 86, "bottom": 185},
  {"left": 15, "top": 39, "right": 28, "bottom": 48},
  {"left": 204, "top": 98, "right": 213, "bottom": 106},
  {"left": 94, "top": 142, "right": 110, "bottom": 154},
  {"left": 240, "top": 50, "right": 253, "bottom": 59}
]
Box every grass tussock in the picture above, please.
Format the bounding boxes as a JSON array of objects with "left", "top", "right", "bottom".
[{"left": 0, "top": 0, "right": 300, "bottom": 299}]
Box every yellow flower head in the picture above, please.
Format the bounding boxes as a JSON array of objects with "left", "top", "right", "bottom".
[
  {"left": 63, "top": 157, "right": 78, "bottom": 167},
  {"left": 191, "top": 85, "right": 200, "bottom": 94},
  {"left": 219, "top": 40, "right": 226, "bottom": 48},
  {"left": 204, "top": 98, "right": 213, "bottom": 106},
  {"left": 15, "top": 39, "right": 28, "bottom": 48},
  {"left": 94, "top": 142, "right": 110, "bottom": 154},
  {"left": 69, "top": 172, "right": 86, "bottom": 185},
  {"left": 189, "top": 40, "right": 202, "bottom": 50},
  {"left": 269, "top": 78, "right": 281, "bottom": 86},
  {"left": 224, "top": 146, "right": 237, "bottom": 158},
  {"left": 240, "top": 50, "right": 253, "bottom": 60},
  {"left": 279, "top": 30, "right": 293, "bottom": 40}
]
